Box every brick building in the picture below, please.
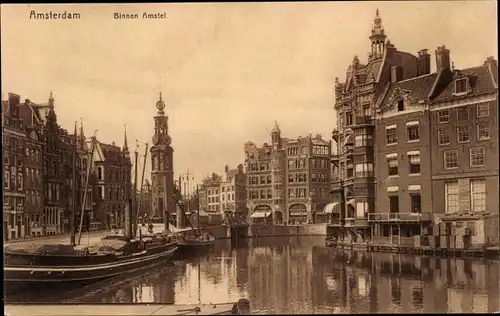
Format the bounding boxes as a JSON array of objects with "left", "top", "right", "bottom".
[
  {"left": 3, "top": 93, "right": 27, "bottom": 240},
  {"left": 371, "top": 37, "right": 498, "bottom": 246},
  {"left": 220, "top": 164, "right": 247, "bottom": 220},
  {"left": 24, "top": 125, "right": 44, "bottom": 237},
  {"left": 330, "top": 10, "right": 424, "bottom": 242},
  {"left": 91, "top": 133, "right": 132, "bottom": 229},
  {"left": 203, "top": 173, "right": 221, "bottom": 213},
  {"left": 246, "top": 121, "right": 331, "bottom": 224}
]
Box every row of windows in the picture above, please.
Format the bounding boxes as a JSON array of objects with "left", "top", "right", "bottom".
[
  {"left": 25, "top": 147, "right": 42, "bottom": 163},
  {"left": 386, "top": 152, "right": 420, "bottom": 176},
  {"left": 445, "top": 179, "right": 485, "bottom": 213},
  {"left": 46, "top": 183, "right": 61, "bottom": 202},
  {"left": 288, "top": 158, "right": 307, "bottom": 170},
  {"left": 288, "top": 188, "right": 309, "bottom": 198},
  {"left": 97, "top": 166, "right": 127, "bottom": 182},
  {"left": 249, "top": 175, "right": 272, "bottom": 185},
  {"left": 311, "top": 187, "right": 330, "bottom": 198},
  {"left": 437, "top": 122, "right": 490, "bottom": 145},
  {"left": 96, "top": 186, "right": 125, "bottom": 201},
  {"left": 311, "top": 173, "right": 329, "bottom": 182},
  {"left": 311, "top": 158, "right": 329, "bottom": 169},
  {"left": 221, "top": 186, "right": 235, "bottom": 193},
  {"left": 25, "top": 190, "right": 42, "bottom": 205},
  {"left": 385, "top": 123, "right": 420, "bottom": 145},
  {"left": 4, "top": 171, "right": 23, "bottom": 191},
  {"left": 436, "top": 103, "right": 490, "bottom": 124},
  {"left": 443, "top": 147, "right": 485, "bottom": 169},
  {"left": 25, "top": 167, "right": 42, "bottom": 185},
  {"left": 388, "top": 193, "right": 421, "bottom": 214},
  {"left": 312, "top": 145, "right": 329, "bottom": 156}
]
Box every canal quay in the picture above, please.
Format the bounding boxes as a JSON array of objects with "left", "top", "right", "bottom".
[{"left": 5, "top": 236, "right": 500, "bottom": 314}]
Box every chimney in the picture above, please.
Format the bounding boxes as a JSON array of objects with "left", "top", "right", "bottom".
[
  {"left": 417, "top": 49, "right": 431, "bottom": 76},
  {"left": 484, "top": 56, "right": 498, "bottom": 69},
  {"left": 391, "top": 65, "right": 403, "bottom": 83},
  {"left": 8, "top": 93, "right": 21, "bottom": 106},
  {"left": 435, "top": 45, "right": 451, "bottom": 71},
  {"left": 225, "top": 165, "right": 229, "bottom": 173}
]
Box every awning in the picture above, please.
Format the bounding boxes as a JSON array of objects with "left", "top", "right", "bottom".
[
  {"left": 250, "top": 211, "right": 271, "bottom": 219},
  {"left": 323, "top": 202, "right": 339, "bottom": 214},
  {"left": 346, "top": 199, "right": 356, "bottom": 207},
  {"left": 343, "top": 133, "right": 353, "bottom": 146}
]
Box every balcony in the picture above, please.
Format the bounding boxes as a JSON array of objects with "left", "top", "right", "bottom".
[
  {"left": 354, "top": 116, "right": 375, "bottom": 126},
  {"left": 368, "top": 212, "right": 431, "bottom": 223},
  {"left": 354, "top": 218, "right": 369, "bottom": 227},
  {"left": 330, "top": 154, "right": 340, "bottom": 165}
]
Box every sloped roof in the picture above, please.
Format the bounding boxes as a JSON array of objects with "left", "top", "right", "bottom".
[
  {"left": 379, "top": 73, "right": 438, "bottom": 106},
  {"left": 432, "top": 64, "right": 497, "bottom": 102}
]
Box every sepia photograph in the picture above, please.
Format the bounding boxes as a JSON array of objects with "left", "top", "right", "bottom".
[{"left": 1, "top": 1, "right": 499, "bottom": 315}]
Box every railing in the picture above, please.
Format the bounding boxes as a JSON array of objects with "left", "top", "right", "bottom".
[
  {"left": 368, "top": 212, "right": 431, "bottom": 222},
  {"left": 355, "top": 116, "right": 375, "bottom": 126},
  {"left": 331, "top": 154, "right": 340, "bottom": 161}
]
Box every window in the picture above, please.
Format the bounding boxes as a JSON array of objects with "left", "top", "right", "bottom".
[
  {"left": 355, "top": 163, "right": 374, "bottom": 178},
  {"left": 355, "top": 134, "right": 373, "bottom": 147},
  {"left": 387, "top": 158, "right": 398, "bottom": 176},
  {"left": 288, "top": 189, "right": 294, "bottom": 198},
  {"left": 407, "top": 124, "right": 420, "bottom": 142},
  {"left": 386, "top": 127, "right": 397, "bottom": 145},
  {"left": 445, "top": 181, "right": 459, "bottom": 213},
  {"left": 389, "top": 195, "right": 399, "bottom": 213},
  {"left": 17, "top": 173, "right": 23, "bottom": 191},
  {"left": 477, "top": 122, "right": 490, "bottom": 141},
  {"left": 437, "top": 110, "right": 450, "bottom": 124},
  {"left": 397, "top": 100, "right": 405, "bottom": 111},
  {"left": 457, "top": 107, "right": 469, "bottom": 122},
  {"left": 4, "top": 170, "right": 9, "bottom": 190},
  {"left": 457, "top": 126, "right": 470, "bottom": 143},
  {"left": 444, "top": 150, "right": 458, "bottom": 169},
  {"left": 455, "top": 78, "right": 467, "bottom": 94},
  {"left": 477, "top": 103, "right": 490, "bottom": 118},
  {"left": 438, "top": 129, "right": 450, "bottom": 145},
  {"left": 410, "top": 194, "right": 421, "bottom": 213},
  {"left": 470, "top": 179, "right": 486, "bottom": 212},
  {"left": 97, "top": 167, "right": 103, "bottom": 180},
  {"left": 408, "top": 153, "right": 421, "bottom": 174},
  {"left": 470, "top": 147, "right": 485, "bottom": 167},
  {"left": 346, "top": 112, "right": 353, "bottom": 126}
]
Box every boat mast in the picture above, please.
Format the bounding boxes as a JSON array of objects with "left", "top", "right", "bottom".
[
  {"left": 133, "top": 141, "right": 139, "bottom": 238},
  {"left": 196, "top": 184, "right": 200, "bottom": 231},
  {"left": 77, "top": 131, "right": 97, "bottom": 245},
  {"left": 135, "top": 143, "right": 148, "bottom": 235},
  {"left": 70, "top": 121, "right": 77, "bottom": 246}
]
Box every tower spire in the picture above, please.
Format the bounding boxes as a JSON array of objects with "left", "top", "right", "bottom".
[
  {"left": 48, "top": 91, "right": 54, "bottom": 106},
  {"left": 369, "top": 8, "right": 387, "bottom": 60},
  {"left": 124, "top": 124, "right": 129, "bottom": 150}
]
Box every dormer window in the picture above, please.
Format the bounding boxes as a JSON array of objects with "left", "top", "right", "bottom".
[
  {"left": 397, "top": 100, "right": 405, "bottom": 111},
  {"left": 455, "top": 78, "right": 468, "bottom": 94}
]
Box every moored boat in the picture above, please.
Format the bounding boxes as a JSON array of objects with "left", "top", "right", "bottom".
[
  {"left": 173, "top": 228, "right": 215, "bottom": 258},
  {"left": 4, "top": 236, "right": 177, "bottom": 286}
]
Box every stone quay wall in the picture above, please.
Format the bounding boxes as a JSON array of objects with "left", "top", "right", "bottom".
[{"left": 203, "top": 224, "right": 327, "bottom": 240}]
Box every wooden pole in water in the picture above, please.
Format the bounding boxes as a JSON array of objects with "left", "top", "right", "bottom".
[{"left": 135, "top": 143, "right": 148, "bottom": 235}]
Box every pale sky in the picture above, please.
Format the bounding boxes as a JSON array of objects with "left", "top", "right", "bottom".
[{"left": 1, "top": 2, "right": 497, "bottom": 187}]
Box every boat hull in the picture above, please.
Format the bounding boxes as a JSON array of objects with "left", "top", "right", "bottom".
[
  {"left": 174, "top": 241, "right": 215, "bottom": 259},
  {"left": 4, "top": 243, "right": 177, "bottom": 286}
]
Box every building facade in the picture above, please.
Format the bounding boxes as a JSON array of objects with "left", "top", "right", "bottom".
[
  {"left": 374, "top": 49, "right": 498, "bottom": 248},
  {"left": 90, "top": 136, "right": 131, "bottom": 229},
  {"left": 139, "top": 179, "right": 153, "bottom": 218},
  {"left": 150, "top": 93, "right": 175, "bottom": 229},
  {"left": 203, "top": 173, "right": 221, "bottom": 213},
  {"left": 3, "top": 93, "right": 27, "bottom": 240},
  {"left": 220, "top": 164, "right": 247, "bottom": 220},
  {"left": 330, "top": 10, "right": 421, "bottom": 242},
  {"left": 246, "top": 122, "right": 331, "bottom": 224}
]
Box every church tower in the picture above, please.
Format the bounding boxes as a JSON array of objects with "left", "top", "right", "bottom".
[
  {"left": 150, "top": 92, "right": 174, "bottom": 230},
  {"left": 369, "top": 9, "right": 386, "bottom": 60}
]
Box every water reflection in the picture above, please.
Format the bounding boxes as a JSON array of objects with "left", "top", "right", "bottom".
[{"left": 8, "top": 236, "right": 500, "bottom": 314}]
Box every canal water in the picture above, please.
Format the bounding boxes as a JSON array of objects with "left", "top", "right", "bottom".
[{"left": 6, "top": 236, "right": 500, "bottom": 313}]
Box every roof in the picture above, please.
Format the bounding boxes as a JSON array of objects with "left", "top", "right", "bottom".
[
  {"left": 432, "top": 64, "right": 497, "bottom": 102},
  {"left": 379, "top": 73, "right": 438, "bottom": 107}
]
